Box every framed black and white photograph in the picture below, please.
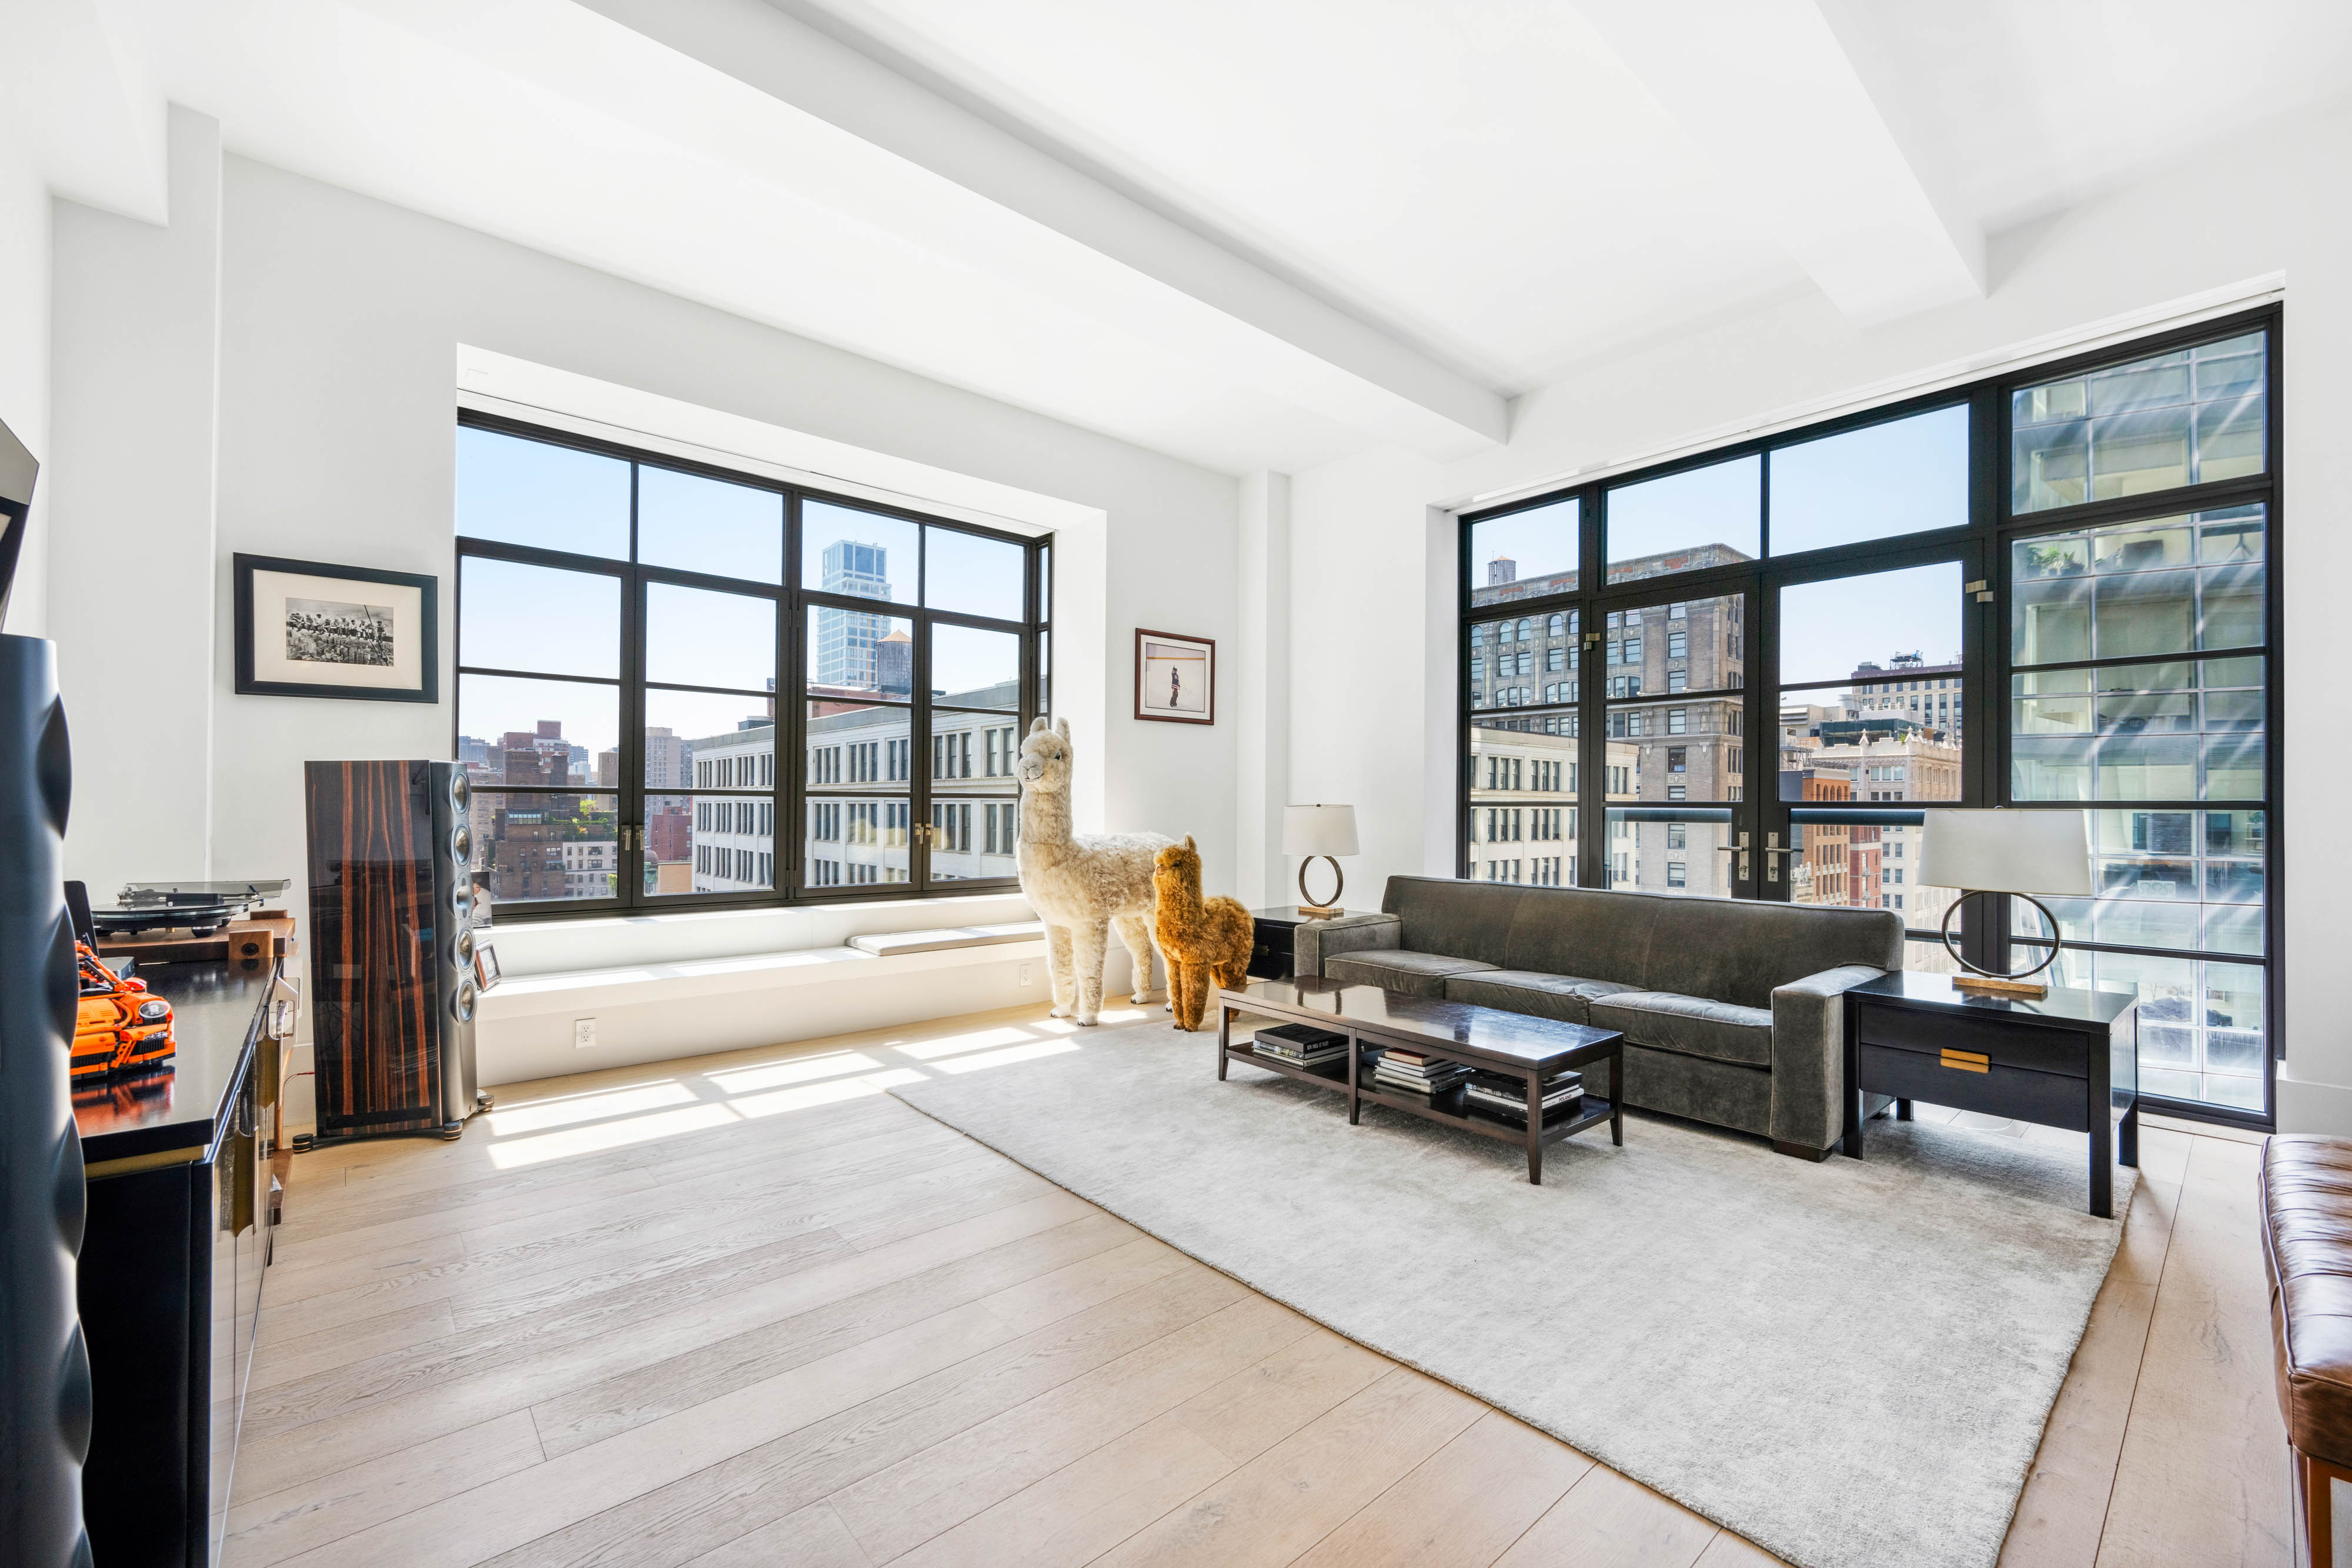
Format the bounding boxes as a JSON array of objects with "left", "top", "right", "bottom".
[
  {"left": 234, "top": 553, "right": 438, "bottom": 703},
  {"left": 1134, "top": 627, "right": 1214, "bottom": 725}
]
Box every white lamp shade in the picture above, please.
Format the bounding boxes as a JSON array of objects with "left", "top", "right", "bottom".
[
  {"left": 1919, "top": 810, "right": 2092, "bottom": 897},
  {"left": 1283, "top": 804, "right": 1359, "bottom": 858}
]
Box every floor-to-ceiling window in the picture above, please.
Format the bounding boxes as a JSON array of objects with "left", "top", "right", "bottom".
[
  {"left": 1457, "top": 307, "right": 2280, "bottom": 1126},
  {"left": 453, "top": 412, "right": 1051, "bottom": 918}
]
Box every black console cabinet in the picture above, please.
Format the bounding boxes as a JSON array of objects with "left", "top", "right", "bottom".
[
  {"left": 76, "top": 960, "right": 279, "bottom": 1566},
  {"left": 1842, "top": 970, "right": 2139, "bottom": 1218}
]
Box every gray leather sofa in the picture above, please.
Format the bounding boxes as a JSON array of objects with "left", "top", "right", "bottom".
[{"left": 1294, "top": 876, "right": 1903, "bottom": 1160}]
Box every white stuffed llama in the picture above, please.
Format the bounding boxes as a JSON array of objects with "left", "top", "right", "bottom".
[{"left": 1015, "top": 717, "right": 1170, "bottom": 1025}]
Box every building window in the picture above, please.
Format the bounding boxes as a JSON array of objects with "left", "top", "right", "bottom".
[
  {"left": 457, "top": 413, "right": 1048, "bottom": 917},
  {"left": 1458, "top": 310, "right": 2280, "bottom": 1122}
]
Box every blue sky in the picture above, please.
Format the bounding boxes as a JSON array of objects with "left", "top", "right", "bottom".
[{"left": 455, "top": 428, "right": 1027, "bottom": 753}]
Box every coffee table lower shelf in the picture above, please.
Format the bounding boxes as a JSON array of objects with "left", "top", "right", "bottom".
[{"left": 1217, "top": 1024, "right": 1622, "bottom": 1185}]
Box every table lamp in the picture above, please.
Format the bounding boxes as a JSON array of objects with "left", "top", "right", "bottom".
[
  {"left": 1283, "top": 804, "right": 1358, "bottom": 918},
  {"left": 1918, "top": 809, "right": 2093, "bottom": 999}
]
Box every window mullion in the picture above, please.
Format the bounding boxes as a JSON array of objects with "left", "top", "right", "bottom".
[{"left": 620, "top": 555, "right": 647, "bottom": 910}]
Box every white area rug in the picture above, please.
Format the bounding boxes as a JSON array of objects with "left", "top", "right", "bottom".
[{"left": 889, "top": 1019, "right": 2134, "bottom": 1568}]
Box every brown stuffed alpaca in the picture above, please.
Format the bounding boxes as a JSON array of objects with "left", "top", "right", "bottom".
[{"left": 1152, "top": 836, "right": 1255, "bottom": 1031}]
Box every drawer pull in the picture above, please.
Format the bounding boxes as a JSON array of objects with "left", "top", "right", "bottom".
[{"left": 1940, "top": 1049, "right": 1990, "bottom": 1074}]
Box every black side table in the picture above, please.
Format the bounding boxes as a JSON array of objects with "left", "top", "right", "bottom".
[
  {"left": 1843, "top": 970, "right": 2139, "bottom": 1218},
  {"left": 1245, "top": 906, "right": 1378, "bottom": 981}
]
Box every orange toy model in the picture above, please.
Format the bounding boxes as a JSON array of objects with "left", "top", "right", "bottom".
[{"left": 72, "top": 942, "right": 174, "bottom": 1081}]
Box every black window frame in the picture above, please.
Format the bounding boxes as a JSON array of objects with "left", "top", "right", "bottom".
[
  {"left": 1458, "top": 304, "right": 2283, "bottom": 1131},
  {"left": 453, "top": 409, "right": 1052, "bottom": 921}
]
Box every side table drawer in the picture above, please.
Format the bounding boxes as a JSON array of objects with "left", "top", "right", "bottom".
[
  {"left": 1853, "top": 999, "right": 2089, "bottom": 1079},
  {"left": 1857, "top": 1044, "right": 2087, "bottom": 1131}
]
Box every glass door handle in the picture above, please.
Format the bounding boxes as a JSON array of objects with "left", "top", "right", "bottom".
[
  {"left": 1760, "top": 833, "right": 1795, "bottom": 884},
  {"left": 1713, "top": 832, "right": 1750, "bottom": 880}
]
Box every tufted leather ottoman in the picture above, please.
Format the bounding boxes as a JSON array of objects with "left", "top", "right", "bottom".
[{"left": 2262, "top": 1135, "right": 2352, "bottom": 1566}]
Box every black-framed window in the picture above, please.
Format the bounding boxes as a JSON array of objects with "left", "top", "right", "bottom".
[
  {"left": 1457, "top": 306, "right": 2281, "bottom": 1128},
  {"left": 453, "top": 412, "right": 1051, "bottom": 918}
]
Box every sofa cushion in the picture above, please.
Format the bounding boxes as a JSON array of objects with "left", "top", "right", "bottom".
[
  {"left": 1443, "top": 970, "right": 1641, "bottom": 1027},
  {"left": 1588, "top": 990, "right": 1775, "bottom": 1068},
  {"left": 1324, "top": 950, "right": 1498, "bottom": 997},
  {"left": 1381, "top": 879, "right": 1526, "bottom": 964},
  {"left": 1498, "top": 888, "right": 1663, "bottom": 994}
]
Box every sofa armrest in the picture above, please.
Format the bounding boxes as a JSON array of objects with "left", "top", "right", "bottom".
[
  {"left": 1293, "top": 913, "right": 1399, "bottom": 979},
  {"left": 1768, "top": 964, "right": 1886, "bottom": 1153}
]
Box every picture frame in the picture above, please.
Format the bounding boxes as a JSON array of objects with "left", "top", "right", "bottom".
[
  {"left": 233, "top": 553, "right": 439, "bottom": 703},
  {"left": 1135, "top": 628, "right": 1215, "bottom": 725}
]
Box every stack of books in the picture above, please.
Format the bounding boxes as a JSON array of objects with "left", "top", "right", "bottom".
[
  {"left": 1372, "top": 1048, "right": 1472, "bottom": 1101},
  {"left": 1464, "top": 1068, "right": 1585, "bottom": 1125},
  {"left": 1250, "top": 1022, "right": 1348, "bottom": 1070}
]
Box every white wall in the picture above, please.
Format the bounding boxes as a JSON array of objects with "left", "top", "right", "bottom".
[
  {"left": 1286, "top": 443, "right": 1448, "bottom": 905},
  {"left": 1284, "top": 98, "right": 2352, "bottom": 1131},
  {"left": 48, "top": 106, "right": 220, "bottom": 898},
  {"left": 1232, "top": 470, "right": 1289, "bottom": 908},
  {"left": 0, "top": 120, "right": 51, "bottom": 637}
]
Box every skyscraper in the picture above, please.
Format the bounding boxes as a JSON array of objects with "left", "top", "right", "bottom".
[{"left": 814, "top": 539, "right": 893, "bottom": 688}]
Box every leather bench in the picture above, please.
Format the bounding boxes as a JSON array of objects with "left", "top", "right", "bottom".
[{"left": 2261, "top": 1135, "right": 2352, "bottom": 1566}]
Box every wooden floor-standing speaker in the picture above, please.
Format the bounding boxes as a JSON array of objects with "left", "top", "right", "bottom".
[{"left": 305, "top": 761, "right": 486, "bottom": 1142}]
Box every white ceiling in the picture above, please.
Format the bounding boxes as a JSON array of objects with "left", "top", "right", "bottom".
[
  {"left": 777, "top": 0, "right": 1815, "bottom": 392},
  {"left": 8, "top": 0, "right": 2352, "bottom": 476}
]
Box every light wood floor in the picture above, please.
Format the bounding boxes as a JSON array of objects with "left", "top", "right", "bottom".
[{"left": 228, "top": 1002, "right": 2292, "bottom": 1568}]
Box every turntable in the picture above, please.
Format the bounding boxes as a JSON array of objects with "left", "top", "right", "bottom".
[{"left": 92, "top": 880, "right": 294, "bottom": 938}]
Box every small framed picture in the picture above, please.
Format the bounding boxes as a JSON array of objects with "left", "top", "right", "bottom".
[
  {"left": 1135, "top": 628, "right": 1214, "bottom": 725},
  {"left": 234, "top": 554, "right": 438, "bottom": 703}
]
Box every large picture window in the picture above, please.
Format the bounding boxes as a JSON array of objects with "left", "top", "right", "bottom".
[
  {"left": 454, "top": 413, "right": 1051, "bottom": 917},
  {"left": 1457, "top": 307, "right": 2281, "bottom": 1126}
]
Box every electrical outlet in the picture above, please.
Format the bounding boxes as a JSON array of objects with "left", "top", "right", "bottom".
[
  {"left": 1018, "top": 962, "right": 1034, "bottom": 987},
  {"left": 574, "top": 1018, "right": 597, "bottom": 1049}
]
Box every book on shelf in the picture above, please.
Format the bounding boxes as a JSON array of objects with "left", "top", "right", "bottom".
[
  {"left": 1466, "top": 1069, "right": 1583, "bottom": 1101},
  {"left": 1375, "top": 1066, "right": 1471, "bottom": 1093},
  {"left": 1253, "top": 1043, "right": 1346, "bottom": 1066},
  {"left": 1375, "top": 1069, "right": 1470, "bottom": 1091},
  {"left": 1464, "top": 1085, "right": 1586, "bottom": 1123},
  {"left": 1257, "top": 1021, "right": 1347, "bottom": 1053}
]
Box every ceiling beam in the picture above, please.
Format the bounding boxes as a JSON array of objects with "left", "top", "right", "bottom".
[
  {"left": 1573, "top": 0, "right": 1983, "bottom": 327},
  {"left": 0, "top": 0, "right": 167, "bottom": 223},
  {"left": 557, "top": 0, "right": 1508, "bottom": 457}
]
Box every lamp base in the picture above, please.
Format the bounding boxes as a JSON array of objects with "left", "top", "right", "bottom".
[
  {"left": 1939, "top": 889, "right": 2063, "bottom": 1001},
  {"left": 1295, "top": 855, "right": 1344, "bottom": 919},
  {"left": 1950, "top": 973, "right": 2050, "bottom": 999}
]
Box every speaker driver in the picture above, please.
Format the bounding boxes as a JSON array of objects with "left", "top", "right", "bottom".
[
  {"left": 449, "top": 773, "right": 470, "bottom": 810},
  {"left": 454, "top": 928, "right": 475, "bottom": 967},
  {"left": 451, "top": 826, "right": 471, "bottom": 863},
  {"left": 451, "top": 982, "right": 477, "bottom": 1024}
]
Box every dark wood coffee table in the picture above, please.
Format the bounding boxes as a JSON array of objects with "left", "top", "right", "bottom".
[{"left": 1214, "top": 977, "right": 1623, "bottom": 1184}]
